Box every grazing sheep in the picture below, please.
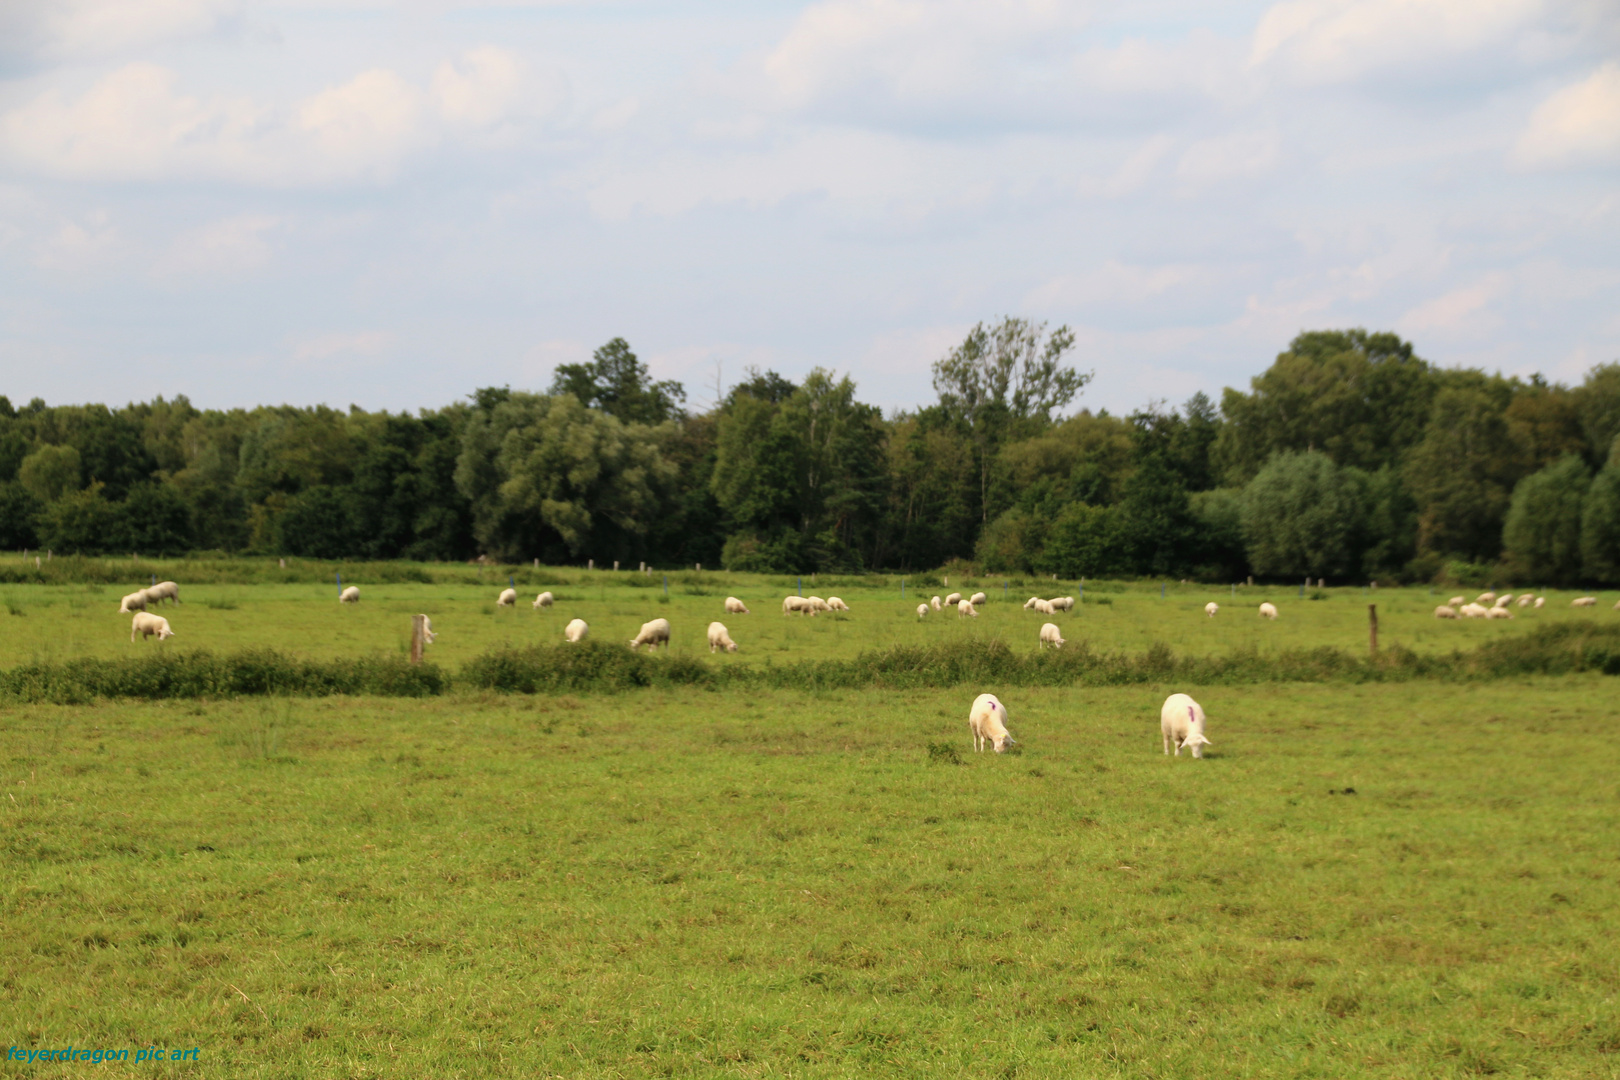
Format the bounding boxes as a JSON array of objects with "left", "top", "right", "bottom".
[
  {"left": 957, "top": 598, "right": 978, "bottom": 618},
  {"left": 1258, "top": 602, "right": 1278, "bottom": 619},
  {"left": 1033, "top": 599, "right": 1056, "bottom": 616},
  {"left": 1049, "top": 597, "right": 1075, "bottom": 612},
  {"left": 146, "top": 581, "right": 180, "bottom": 605},
  {"left": 533, "top": 591, "right": 555, "bottom": 609},
  {"left": 1518, "top": 594, "right": 1533, "bottom": 608},
  {"left": 1447, "top": 595, "right": 1465, "bottom": 607},
  {"left": 1573, "top": 596, "right": 1598, "bottom": 607},
  {"left": 1486, "top": 606, "right": 1514, "bottom": 620},
  {"left": 1459, "top": 603, "right": 1488, "bottom": 618},
  {"left": 497, "top": 588, "right": 517, "bottom": 607},
  {"left": 340, "top": 586, "right": 360, "bottom": 604},
  {"left": 118, "top": 590, "right": 150, "bottom": 614},
  {"left": 707, "top": 621, "right": 738, "bottom": 653},
  {"left": 1160, "top": 692, "right": 1212, "bottom": 758},
  {"left": 783, "top": 595, "right": 815, "bottom": 615},
  {"left": 564, "top": 618, "right": 588, "bottom": 643},
  {"left": 629, "top": 617, "right": 671, "bottom": 650},
  {"left": 968, "top": 693, "right": 1014, "bottom": 753},
  {"left": 826, "top": 596, "right": 849, "bottom": 611},
  {"left": 931, "top": 595, "right": 943, "bottom": 612},
  {"left": 945, "top": 592, "right": 962, "bottom": 607},
  {"left": 916, "top": 603, "right": 930, "bottom": 619},
  {"left": 1023, "top": 597, "right": 1041, "bottom": 610},
  {"left": 969, "top": 592, "right": 987, "bottom": 606},
  {"left": 1494, "top": 594, "right": 1513, "bottom": 608},
  {"left": 1434, "top": 605, "right": 1458, "bottom": 618},
  {"left": 1039, "top": 622, "right": 1065, "bottom": 648},
  {"left": 807, "top": 596, "right": 831, "bottom": 613},
  {"left": 724, "top": 596, "right": 750, "bottom": 614},
  {"left": 1534, "top": 596, "right": 1545, "bottom": 608},
  {"left": 1477, "top": 591, "right": 1497, "bottom": 604},
  {"left": 130, "top": 612, "right": 175, "bottom": 642},
  {"left": 1204, "top": 602, "right": 1219, "bottom": 617}
]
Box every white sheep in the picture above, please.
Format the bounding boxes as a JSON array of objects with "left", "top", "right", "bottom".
[
  {"left": 916, "top": 603, "right": 930, "bottom": 619},
  {"left": 969, "top": 592, "right": 987, "bottom": 606},
  {"left": 724, "top": 596, "right": 750, "bottom": 614},
  {"left": 1160, "top": 692, "right": 1212, "bottom": 758},
  {"left": 1477, "top": 591, "right": 1497, "bottom": 604},
  {"left": 1258, "top": 602, "right": 1278, "bottom": 619},
  {"left": 1518, "top": 594, "right": 1533, "bottom": 608},
  {"left": 146, "top": 581, "right": 180, "bottom": 605},
  {"left": 1447, "top": 595, "right": 1465, "bottom": 607},
  {"left": 826, "top": 596, "right": 849, "bottom": 611},
  {"left": 782, "top": 595, "right": 815, "bottom": 615},
  {"left": 118, "top": 590, "right": 150, "bottom": 614},
  {"left": 1486, "top": 606, "right": 1514, "bottom": 620},
  {"left": 130, "top": 612, "right": 175, "bottom": 642},
  {"left": 968, "top": 693, "right": 1014, "bottom": 753},
  {"left": 1573, "top": 596, "right": 1598, "bottom": 608},
  {"left": 1033, "top": 599, "right": 1056, "bottom": 616},
  {"left": 533, "top": 591, "right": 555, "bottom": 609},
  {"left": 340, "top": 586, "right": 361, "bottom": 604},
  {"left": 629, "top": 617, "right": 671, "bottom": 650},
  {"left": 1023, "top": 597, "right": 1041, "bottom": 610},
  {"left": 1039, "top": 622, "right": 1065, "bottom": 648},
  {"left": 497, "top": 588, "right": 517, "bottom": 607},
  {"left": 1434, "top": 605, "right": 1458, "bottom": 618},
  {"left": 707, "top": 621, "right": 738, "bottom": 653},
  {"left": 1204, "top": 602, "right": 1219, "bottom": 617},
  {"left": 564, "top": 618, "right": 588, "bottom": 643},
  {"left": 931, "top": 595, "right": 942, "bottom": 611},
  {"left": 1493, "top": 594, "right": 1513, "bottom": 608},
  {"left": 957, "top": 598, "right": 978, "bottom": 618},
  {"left": 1534, "top": 596, "right": 1545, "bottom": 608},
  {"left": 806, "top": 596, "right": 831, "bottom": 612},
  {"left": 1049, "top": 597, "right": 1075, "bottom": 612},
  {"left": 1460, "top": 603, "right": 1488, "bottom": 618},
  {"left": 945, "top": 592, "right": 962, "bottom": 607}
]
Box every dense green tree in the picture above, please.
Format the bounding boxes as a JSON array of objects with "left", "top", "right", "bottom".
[
  {"left": 1188, "top": 488, "right": 1247, "bottom": 581},
  {"left": 1403, "top": 385, "right": 1526, "bottom": 562},
  {"left": 1240, "top": 451, "right": 1369, "bottom": 579},
  {"left": 1501, "top": 455, "right": 1591, "bottom": 584},
  {"left": 1581, "top": 463, "right": 1620, "bottom": 582},
  {"left": 18, "top": 444, "right": 83, "bottom": 503},
  {"left": 549, "top": 338, "right": 686, "bottom": 425},
  {"left": 0, "top": 482, "right": 41, "bottom": 548}
]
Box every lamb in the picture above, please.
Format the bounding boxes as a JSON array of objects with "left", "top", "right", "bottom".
[
  {"left": 118, "top": 590, "right": 150, "bottom": 614},
  {"left": 826, "top": 596, "right": 849, "bottom": 611},
  {"left": 1039, "top": 622, "right": 1065, "bottom": 648},
  {"left": 564, "top": 618, "right": 588, "bottom": 642},
  {"left": 340, "top": 586, "right": 360, "bottom": 603},
  {"left": 1448, "top": 596, "right": 1466, "bottom": 607},
  {"left": 1486, "top": 606, "right": 1514, "bottom": 620},
  {"left": 916, "top": 603, "right": 930, "bottom": 619},
  {"left": 968, "top": 693, "right": 1014, "bottom": 753},
  {"left": 945, "top": 592, "right": 962, "bottom": 607},
  {"left": 957, "top": 598, "right": 978, "bottom": 618},
  {"left": 1434, "top": 605, "right": 1458, "bottom": 618},
  {"left": 533, "top": 591, "right": 555, "bottom": 609},
  {"left": 1259, "top": 602, "right": 1278, "bottom": 619},
  {"left": 497, "top": 588, "right": 517, "bottom": 607},
  {"left": 1518, "top": 594, "right": 1533, "bottom": 608},
  {"left": 1204, "top": 602, "right": 1219, "bottom": 617},
  {"left": 1160, "top": 692, "right": 1212, "bottom": 758},
  {"left": 969, "top": 592, "right": 987, "bottom": 606},
  {"left": 146, "top": 581, "right": 180, "bottom": 605},
  {"left": 931, "top": 595, "right": 942, "bottom": 612},
  {"left": 724, "top": 596, "right": 750, "bottom": 614},
  {"left": 1477, "top": 591, "right": 1497, "bottom": 604},
  {"left": 1573, "top": 596, "right": 1598, "bottom": 607},
  {"left": 629, "top": 617, "right": 671, "bottom": 650},
  {"left": 1023, "top": 597, "right": 1041, "bottom": 610},
  {"left": 707, "top": 621, "right": 738, "bottom": 653},
  {"left": 1049, "top": 597, "right": 1075, "bottom": 612},
  {"left": 130, "top": 612, "right": 175, "bottom": 642}
]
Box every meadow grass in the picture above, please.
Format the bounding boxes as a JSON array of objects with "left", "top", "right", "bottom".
[{"left": 3, "top": 681, "right": 1618, "bottom": 1077}]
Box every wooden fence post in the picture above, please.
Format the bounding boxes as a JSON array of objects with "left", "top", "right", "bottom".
[
  {"left": 1368, "top": 604, "right": 1378, "bottom": 659},
  {"left": 410, "top": 614, "right": 426, "bottom": 666}
]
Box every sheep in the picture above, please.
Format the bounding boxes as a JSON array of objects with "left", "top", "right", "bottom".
[
  {"left": 118, "top": 590, "right": 150, "bottom": 614},
  {"left": 707, "top": 621, "right": 738, "bottom": 653},
  {"left": 1259, "top": 602, "right": 1278, "bottom": 619},
  {"left": 1477, "top": 591, "right": 1497, "bottom": 604},
  {"left": 968, "top": 693, "right": 1014, "bottom": 753},
  {"left": 1033, "top": 599, "right": 1056, "bottom": 616},
  {"left": 1049, "top": 597, "right": 1075, "bottom": 612},
  {"left": 533, "top": 591, "right": 555, "bottom": 609},
  {"left": 497, "top": 588, "right": 517, "bottom": 607},
  {"left": 146, "top": 581, "right": 180, "bottom": 605},
  {"left": 629, "top": 617, "right": 671, "bottom": 650},
  {"left": 969, "top": 592, "right": 987, "bottom": 606},
  {"left": 130, "top": 612, "right": 175, "bottom": 642},
  {"left": 782, "top": 595, "right": 815, "bottom": 615},
  {"left": 1493, "top": 594, "right": 1513, "bottom": 608},
  {"left": 1434, "top": 605, "right": 1458, "bottom": 618},
  {"left": 945, "top": 592, "right": 962, "bottom": 607},
  {"left": 1459, "top": 603, "right": 1488, "bottom": 618},
  {"left": 931, "top": 595, "right": 942, "bottom": 611},
  {"left": 1518, "top": 594, "right": 1533, "bottom": 608},
  {"left": 1023, "top": 597, "right": 1041, "bottom": 610},
  {"left": 1204, "top": 602, "right": 1219, "bottom": 617},
  {"left": 1486, "top": 606, "right": 1514, "bottom": 620},
  {"left": 1573, "top": 596, "right": 1598, "bottom": 607},
  {"left": 724, "top": 596, "right": 751, "bottom": 614},
  {"left": 340, "top": 586, "right": 360, "bottom": 604},
  {"left": 1447, "top": 595, "right": 1465, "bottom": 607},
  {"left": 806, "top": 596, "right": 831, "bottom": 613},
  {"left": 1039, "top": 622, "right": 1065, "bottom": 648},
  {"left": 916, "top": 603, "right": 929, "bottom": 619},
  {"left": 1534, "top": 596, "right": 1545, "bottom": 608},
  {"left": 1160, "top": 692, "right": 1212, "bottom": 758},
  {"left": 826, "top": 596, "right": 849, "bottom": 612},
  {"left": 957, "top": 598, "right": 978, "bottom": 618},
  {"left": 564, "top": 618, "right": 588, "bottom": 642}
]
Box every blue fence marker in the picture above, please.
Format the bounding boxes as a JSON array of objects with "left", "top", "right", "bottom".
[
  {"left": 151, "top": 574, "right": 156, "bottom": 587},
  {"left": 901, "top": 579, "right": 905, "bottom": 599},
  {"left": 798, "top": 576, "right": 803, "bottom": 597},
  {"left": 336, "top": 572, "right": 342, "bottom": 598},
  {"left": 509, "top": 574, "right": 514, "bottom": 587}
]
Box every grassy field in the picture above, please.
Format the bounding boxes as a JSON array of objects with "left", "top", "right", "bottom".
[
  {"left": 4, "top": 680, "right": 1619, "bottom": 1077},
  {"left": 1, "top": 561, "right": 1615, "bottom": 669}
]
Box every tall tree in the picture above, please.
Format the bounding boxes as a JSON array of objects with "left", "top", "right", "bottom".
[
  {"left": 550, "top": 338, "right": 686, "bottom": 425},
  {"left": 1501, "top": 455, "right": 1591, "bottom": 584}
]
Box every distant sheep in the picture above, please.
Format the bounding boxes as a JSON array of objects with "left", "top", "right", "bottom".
[
  {"left": 497, "top": 588, "right": 517, "bottom": 607},
  {"left": 1493, "top": 594, "right": 1513, "bottom": 608},
  {"left": 783, "top": 596, "right": 815, "bottom": 615},
  {"left": 118, "top": 590, "right": 150, "bottom": 614},
  {"left": 945, "top": 592, "right": 962, "bottom": 607},
  {"left": 1434, "top": 605, "right": 1458, "bottom": 618},
  {"left": 1448, "top": 596, "right": 1466, "bottom": 607},
  {"left": 931, "top": 596, "right": 942, "bottom": 612},
  {"left": 1204, "top": 602, "right": 1219, "bottom": 617},
  {"left": 1534, "top": 596, "right": 1545, "bottom": 608},
  {"left": 1039, "top": 622, "right": 1065, "bottom": 648},
  {"left": 807, "top": 596, "right": 831, "bottom": 613},
  {"left": 707, "top": 621, "right": 738, "bottom": 653},
  {"left": 1033, "top": 599, "right": 1056, "bottom": 616},
  {"left": 564, "top": 618, "right": 588, "bottom": 643},
  {"left": 1459, "top": 603, "right": 1488, "bottom": 618},
  {"left": 340, "top": 586, "right": 361, "bottom": 604},
  {"left": 1259, "top": 602, "right": 1278, "bottom": 619},
  {"left": 969, "top": 592, "right": 987, "bottom": 606},
  {"left": 1518, "top": 594, "right": 1533, "bottom": 608},
  {"left": 131, "top": 612, "right": 175, "bottom": 642},
  {"left": 724, "top": 596, "right": 750, "bottom": 614},
  {"left": 1573, "top": 596, "right": 1598, "bottom": 607},
  {"left": 1477, "top": 591, "right": 1497, "bottom": 604},
  {"left": 146, "top": 581, "right": 180, "bottom": 605},
  {"left": 957, "top": 598, "right": 978, "bottom": 618},
  {"left": 629, "top": 617, "right": 671, "bottom": 650},
  {"left": 968, "top": 693, "right": 1014, "bottom": 753},
  {"left": 916, "top": 603, "right": 929, "bottom": 619},
  {"left": 1160, "top": 692, "right": 1211, "bottom": 758},
  {"left": 1023, "top": 597, "right": 1041, "bottom": 610},
  {"left": 1049, "top": 597, "right": 1075, "bottom": 612},
  {"left": 533, "top": 591, "right": 555, "bottom": 609},
  {"left": 1486, "top": 606, "right": 1514, "bottom": 620},
  {"left": 826, "top": 596, "right": 849, "bottom": 611}
]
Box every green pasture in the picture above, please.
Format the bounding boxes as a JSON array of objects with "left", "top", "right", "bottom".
[
  {"left": 4, "top": 680, "right": 1618, "bottom": 1077},
  {"left": 0, "top": 561, "right": 1615, "bottom": 670}
]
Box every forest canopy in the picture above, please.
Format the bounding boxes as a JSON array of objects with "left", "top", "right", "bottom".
[{"left": 6, "top": 321, "right": 1620, "bottom": 585}]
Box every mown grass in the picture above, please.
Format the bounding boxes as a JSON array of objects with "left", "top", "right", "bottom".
[{"left": 3, "top": 682, "right": 1618, "bottom": 1077}]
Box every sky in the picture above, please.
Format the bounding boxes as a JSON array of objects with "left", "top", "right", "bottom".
[{"left": 1, "top": 0, "right": 1617, "bottom": 418}]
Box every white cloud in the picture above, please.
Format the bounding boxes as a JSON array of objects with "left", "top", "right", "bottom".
[
  {"left": 294, "top": 69, "right": 424, "bottom": 179},
  {"left": 1177, "top": 129, "right": 1280, "bottom": 186},
  {"left": 35, "top": 212, "right": 120, "bottom": 273},
  {"left": 432, "top": 47, "right": 524, "bottom": 127},
  {"left": 291, "top": 330, "right": 393, "bottom": 365},
  {"left": 153, "top": 214, "right": 280, "bottom": 278},
  {"left": 1025, "top": 260, "right": 1211, "bottom": 311},
  {"left": 1397, "top": 274, "right": 1510, "bottom": 336},
  {"left": 1, "top": 0, "right": 240, "bottom": 63},
  {"left": 1515, "top": 61, "right": 1620, "bottom": 167}
]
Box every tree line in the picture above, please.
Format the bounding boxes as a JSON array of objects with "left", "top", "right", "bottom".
[{"left": 5, "top": 324, "right": 1620, "bottom": 585}]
